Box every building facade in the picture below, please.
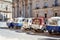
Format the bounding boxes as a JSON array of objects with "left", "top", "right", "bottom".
[
  {"left": 12, "top": 0, "right": 60, "bottom": 18},
  {"left": 12, "top": 0, "right": 32, "bottom": 18},
  {"left": 32, "top": 0, "right": 60, "bottom": 18},
  {"left": 0, "top": 0, "right": 12, "bottom": 21}
]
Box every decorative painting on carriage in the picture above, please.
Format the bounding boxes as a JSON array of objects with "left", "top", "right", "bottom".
[{"left": 32, "top": 17, "right": 44, "bottom": 25}]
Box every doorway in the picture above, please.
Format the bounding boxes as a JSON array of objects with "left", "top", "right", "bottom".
[
  {"left": 44, "top": 13, "right": 47, "bottom": 24},
  {"left": 55, "top": 13, "right": 57, "bottom": 16},
  {"left": 44, "top": 13, "right": 47, "bottom": 18}
]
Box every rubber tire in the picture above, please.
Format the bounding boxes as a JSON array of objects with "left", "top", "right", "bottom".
[
  {"left": 8, "top": 26, "right": 10, "bottom": 28},
  {"left": 48, "top": 30, "right": 52, "bottom": 34}
]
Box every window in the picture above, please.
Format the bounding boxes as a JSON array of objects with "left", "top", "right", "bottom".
[
  {"left": 44, "top": 2, "right": 48, "bottom": 8},
  {"left": 4, "top": 0, "right": 12, "bottom": 2},
  {"left": 55, "top": 13, "right": 57, "bottom": 16},
  {"left": 6, "top": 5, "right": 8, "bottom": 10},
  {"left": 54, "top": 0, "right": 58, "bottom": 6},
  {"left": 35, "top": 3, "right": 40, "bottom": 9}
]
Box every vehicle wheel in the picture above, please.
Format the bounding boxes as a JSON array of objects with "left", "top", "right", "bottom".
[
  {"left": 18, "top": 26, "right": 21, "bottom": 29},
  {"left": 25, "top": 28, "right": 30, "bottom": 31},
  {"left": 30, "top": 28, "right": 34, "bottom": 31},
  {"left": 48, "top": 30, "right": 52, "bottom": 34},
  {"left": 35, "top": 29, "right": 40, "bottom": 32},
  {"left": 59, "top": 31, "right": 60, "bottom": 33},
  {"left": 53, "top": 31, "right": 56, "bottom": 33},
  {"left": 31, "top": 29, "right": 36, "bottom": 33},
  {"left": 41, "top": 30, "right": 44, "bottom": 33},
  {"left": 12, "top": 26, "right": 14, "bottom": 29},
  {"left": 8, "top": 26, "right": 11, "bottom": 28},
  {"left": 15, "top": 26, "right": 18, "bottom": 29}
]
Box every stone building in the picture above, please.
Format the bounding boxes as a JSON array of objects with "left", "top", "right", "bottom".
[
  {"left": 12, "top": 0, "right": 60, "bottom": 18},
  {"left": 12, "top": 0, "right": 32, "bottom": 18},
  {"left": 32, "top": 0, "right": 60, "bottom": 18},
  {"left": 0, "top": 0, "right": 12, "bottom": 21}
]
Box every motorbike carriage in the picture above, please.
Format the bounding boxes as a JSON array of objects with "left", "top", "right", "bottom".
[
  {"left": 30, "top": 17, "right": 45, "bottom": 33},
  {"left": 7, "top": 17, "right": 24, "bottom": 29},
  {"left": 7, "top": 18, "right": 14, "bottom": 28},
  {"left": 21, "top": 18, "right": 32, "bottom": 31},
  {"left": 46, "top": 17, "right": 60, "bottom": 34}
]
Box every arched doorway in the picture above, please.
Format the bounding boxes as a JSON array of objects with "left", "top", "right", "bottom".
[
  {"left": 53, "top": 9, "right": 59, "bottom": 17},
  {"left": 55, "top": 13, "right": 57, "bottom": 16}
]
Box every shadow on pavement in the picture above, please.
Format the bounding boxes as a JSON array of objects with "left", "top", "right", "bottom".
[
  {"left": 37, "top": 38, "right": 59, "bottom": 40},
  {"left": 26, "top": 31, "right": 60, "bottom": 38}
]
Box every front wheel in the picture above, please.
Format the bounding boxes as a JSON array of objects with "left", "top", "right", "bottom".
[
  {"left": 16, "top": 26, "right": 21, "bottom": 29},
  {"left": 8, "top": 26, "right": 14, "bottom": 29},
  {"left": 48, "top": 30, "right": 52, "bottom": 34},
  {"left": 8, "top": 26, "right": 10, "bottom": 28}
]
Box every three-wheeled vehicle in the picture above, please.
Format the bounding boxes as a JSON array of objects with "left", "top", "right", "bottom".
[
  {"left": 30, "top": 17, "right": 45, "bottom": 33},
  {"left": 46, "top": 17, "right": 60, "bottom": 34},
  {"left": 21, "top": 18, "right": 32, "bottom": 31},
  {"left": 7, "top": 17, "right": 24, "bottom": 29},
  {"left": 7, "top": 18, "right": 14, "bottom": 28}
]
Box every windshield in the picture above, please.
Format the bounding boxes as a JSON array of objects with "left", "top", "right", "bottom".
[
  {"left": 14, "top": 18, "right": 24, "bottom": 23},
  {"left": 48, "top": 18, "right": 60, "bottom": 26}
]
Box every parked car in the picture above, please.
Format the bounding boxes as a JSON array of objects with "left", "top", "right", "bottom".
[{"left": 46, "top": 17, "right": 60, "bottom": 34}]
